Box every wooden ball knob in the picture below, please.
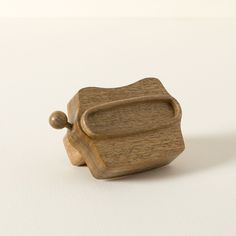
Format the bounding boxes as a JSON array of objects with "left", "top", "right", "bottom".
[{"left": 49, "top": 111, "right": 72, "bottom": 130}]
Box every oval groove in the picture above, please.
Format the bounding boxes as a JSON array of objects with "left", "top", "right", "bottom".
[{"left": 80, "top": 95, "right": 181, "bottom": 139}]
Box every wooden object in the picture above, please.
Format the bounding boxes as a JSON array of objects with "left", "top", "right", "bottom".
[{"left": 49, "top": 78, "right": 185, "bottom": 179}]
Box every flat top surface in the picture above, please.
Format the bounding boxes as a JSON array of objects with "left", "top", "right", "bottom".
[{"left": 0, "top": 18, "right": 236, "bottom": 236}]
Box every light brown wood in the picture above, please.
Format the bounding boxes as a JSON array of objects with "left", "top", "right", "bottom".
[
  {"left": 49, "top": 78, "right": 185, "bottom": 179},
  {"left": 63, "top": 135, "right": 85, "bottom": 166}
]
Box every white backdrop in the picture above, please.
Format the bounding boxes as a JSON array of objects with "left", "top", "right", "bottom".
[
  {"left": 0, "top": 18, "right": 236, "bottom": 236},
  {"left": 0, "top": 0, "right": 236, "bottom": 18},
  {"left": 0, "top": 0, "right": 236, "bottom": 235}
]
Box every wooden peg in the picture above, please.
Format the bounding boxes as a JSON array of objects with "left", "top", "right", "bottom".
[{"left": 49, "top": 111, "right": 72, "bottom": 130}]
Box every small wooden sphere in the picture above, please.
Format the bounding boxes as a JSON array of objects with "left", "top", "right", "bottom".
[{"left": 49, "top": 111, "right": 71, "bottom": 129}]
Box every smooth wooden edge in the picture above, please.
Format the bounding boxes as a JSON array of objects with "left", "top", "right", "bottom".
[
  {"left": 80, "top": 95, "right": 181, "bottom": 139},
  {"left": 78, "top": 77, "right": 163, "bottom": 93},
  {"left": 63, "top": 135, "right": 86, "bottom": 166}
]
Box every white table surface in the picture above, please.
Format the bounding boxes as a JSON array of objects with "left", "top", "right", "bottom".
[{"left": 0, "top": 18, "right": 236, "bottom": 236}]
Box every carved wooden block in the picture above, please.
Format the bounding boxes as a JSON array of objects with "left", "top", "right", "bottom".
[{"left": 49, "top": 78, "right": 185, "bottom": 179}]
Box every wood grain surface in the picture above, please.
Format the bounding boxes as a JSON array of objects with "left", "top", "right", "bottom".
[{"left": 63, "top": 78, "right": 185, "bottom": 179}]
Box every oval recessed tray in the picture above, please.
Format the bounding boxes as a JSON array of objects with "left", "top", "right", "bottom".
[{"left": 80, "top": 95, "right": 181, "bottom": 139}]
